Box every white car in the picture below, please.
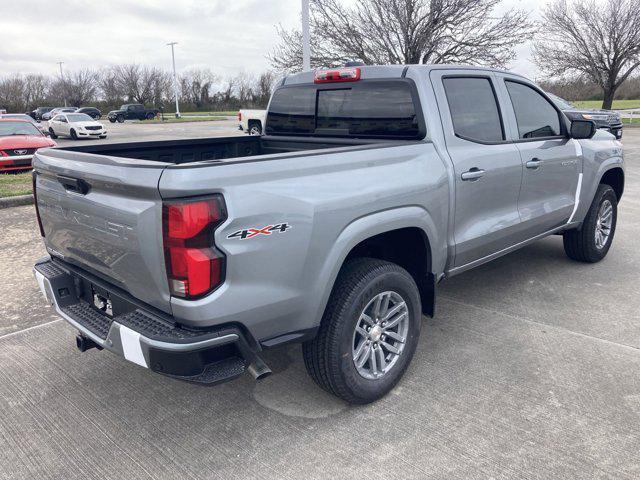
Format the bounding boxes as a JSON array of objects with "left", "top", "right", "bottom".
[
  {"left": 48, "top": 113, "right": 107, "bottom": 140},
  {"left": 238, "top": 109, "right": 267, "bottom": 135}
]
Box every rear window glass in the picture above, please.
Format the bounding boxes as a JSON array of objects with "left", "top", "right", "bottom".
[{"left": 266, "top": 82, "right": 422, "bottom": 139}]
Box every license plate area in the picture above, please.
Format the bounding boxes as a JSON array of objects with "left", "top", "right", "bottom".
[{"left": 91, "top": 285, "right": 113, "bottom": 317}]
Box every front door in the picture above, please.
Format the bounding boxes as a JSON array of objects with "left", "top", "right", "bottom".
[
  {"left": 431, "top": 72, "right": 524, "bottom": 268},
  {"left": 498, "top": 78, "right": 581, "bottom": 235}
]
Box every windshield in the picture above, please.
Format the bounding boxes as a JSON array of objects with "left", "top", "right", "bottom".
[
  {"left": 67, "top": 113, "right": 93, "bottom": 122},
  {"left": 266, "top": 81, "right": 422, "bottom": 139},
  {"left": 546, "top": 93, "right": 574, "bottom": 110},
  {"left": 0, "top": 121, "right": 42, "bottom": 137}
]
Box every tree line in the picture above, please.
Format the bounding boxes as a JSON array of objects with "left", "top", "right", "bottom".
[
  {"left": 270, "top": 0, "right": 640, "bottom": 109},
  {"left": 0, "top": 66, "right": 276, "bottom": 113},
  {"left": 2, "top": 0, "right": 640, "bottom": 112}
]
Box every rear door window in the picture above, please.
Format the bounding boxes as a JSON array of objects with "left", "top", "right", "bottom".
[
  {"left": 442, "top": 77, "right": 504, "bottom": 143},
  {"left": 266, "top": 81, "right": 422, "bottom": 139},
  {"left": 505, "top": 81, "right": 562, "bottom": 139}
]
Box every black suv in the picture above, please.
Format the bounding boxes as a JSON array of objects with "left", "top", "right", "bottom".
[
  {"left": 76, "top": 107, "right": 102, "bottom": 120},
  {"left": 548, "top": 93, "right": 623, "bottom": 139}
]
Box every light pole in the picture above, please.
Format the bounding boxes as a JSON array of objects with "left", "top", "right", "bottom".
[
  {"left": 301, "top": 0, "right": 311, "bottom": 71},
  {"left": 167, "top": 42, "right": 181, "bottom": 118},
  {"left": 57, "top": 61, "right": 67, "bottom": 107}
]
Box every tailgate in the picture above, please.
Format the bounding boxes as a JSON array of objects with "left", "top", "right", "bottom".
[{"left": 33, "top": 149, "right": 172, "bottom": 313}]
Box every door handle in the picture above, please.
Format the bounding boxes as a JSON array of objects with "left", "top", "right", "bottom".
[
  {"left": 461, "top": 168, "right": 486, "bottom": 181},
  {"left": 526, "top": 158, "right": 543, "bottom": 169}
]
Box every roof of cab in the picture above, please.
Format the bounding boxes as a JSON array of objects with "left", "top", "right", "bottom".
[{"left": 282, "top": 64, "right": 529, "bottom": 86}]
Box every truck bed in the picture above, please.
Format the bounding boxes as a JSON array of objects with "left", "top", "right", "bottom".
[{"left": 54, "top": 135, "right": 393, "bottom": 165}]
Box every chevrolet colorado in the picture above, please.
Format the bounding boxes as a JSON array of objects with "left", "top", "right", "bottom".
[{"left": 32, "top": 65, "right": 624, "bottom": 404}]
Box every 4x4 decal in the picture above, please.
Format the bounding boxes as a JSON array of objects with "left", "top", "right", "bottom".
[{"left": 227, "top": 223, "right": 291, "bottom": 240}]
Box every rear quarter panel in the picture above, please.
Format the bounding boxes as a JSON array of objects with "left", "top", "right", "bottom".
[{"left": 159, "top": 142, "right": 449, "bottom": 342}]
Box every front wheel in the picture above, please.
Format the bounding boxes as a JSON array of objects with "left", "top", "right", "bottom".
[
  {"left": 48, "top": 128, "right": 57, "bottom": 139},
  {"left": 563, "top": 184, "right": 618, "bottom": 262},
  {"left": 70, "top": 129, "right": 78, "bottom": 140},
  {"left": 109, "top": 118, "right": 116, "bottom": 123},
  {"left": 303, "top": 258, "right": 422, "bottom": 404}
]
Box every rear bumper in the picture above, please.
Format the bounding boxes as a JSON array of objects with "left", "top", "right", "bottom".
[{"left": 33, "top": 258, "right": 268, "bottom": 385}]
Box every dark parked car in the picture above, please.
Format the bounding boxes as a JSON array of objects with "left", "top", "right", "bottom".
[
  {"left": 31, "top": 107, "right": 55, "bottom": 121},
  {"left": 107, "top": 104, "right": 159, "bottom": 123},
  {"left": 75, "top": 107, "right": 101, "bottom": 120},
  {"left": 548, "top": 93, "right": 623, "bottom": 139}
]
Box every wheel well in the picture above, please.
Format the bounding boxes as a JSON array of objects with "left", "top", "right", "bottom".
[
  {"left": 345, "top": 227, "right": 435, "bottom": 317},
  {"left": 248, "top": 120, "right": 262, "bottom": 128},
  {"left": 600, "top": 168, "right": 624, "bottom": 200}
]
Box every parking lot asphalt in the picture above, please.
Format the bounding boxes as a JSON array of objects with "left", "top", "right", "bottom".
[
  {"left": 1, "top": 128, "right": 639, "bottom": 479},
  {"left": 53, "top": 117, "right": 242, "bottom": 147}
]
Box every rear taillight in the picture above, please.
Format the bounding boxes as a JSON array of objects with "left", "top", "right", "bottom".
[
  {"left": 314, "top": 67, "right": 361, "bottom": 83},
  {"left": 238, "top": 112, "right": 242, "bottom": 122},
  {"left": 32, "top": 172, "right": 45, "bottom": 237},
  {"left": 162, "top": 196, "right": 227, "bottom": 299}
]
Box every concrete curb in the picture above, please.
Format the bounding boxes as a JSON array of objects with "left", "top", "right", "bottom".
[{"left": 0, "top": 194, "right": 34, "bottom": 209}]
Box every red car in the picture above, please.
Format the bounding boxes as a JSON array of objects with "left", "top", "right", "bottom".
[{"left": 0, "top": 119, "right": 57, "bottom": 172}]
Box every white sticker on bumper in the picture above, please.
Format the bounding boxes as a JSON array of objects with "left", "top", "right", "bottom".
[
  {"left": 119, "top": 325, "right": 147, "bottom": 368},
  {"left": 34, "top": 271, "right": 49, "bottom": 302}
]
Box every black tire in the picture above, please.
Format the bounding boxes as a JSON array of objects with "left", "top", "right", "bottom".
[
  {"left": 563, "top": 184, "right": 617, "bottom": 263},
  {"left": 93, "top": 113, "right": 101, "bottom": 120},
  {"left": 109, "top": 118, "right": 116, "bottom": 123},
  {"left": 302, "top": 258, "right": 422, "bottom": 404},
  {"left": 99, "top": 135, "right": 107, "bottom": 139},
  {"left": 248, "top": 122, "right": 262, "bottom": 135},
  {"left": 48, "top": 128, "right": 57, "bottom": 139},
  {"left": 116, "top": 114, "right": 125, "bottom": 123},
  {"left": 70, "top": 129, "right": 78, "bottom": 140},
  {"left": 145, "top": 112, "right": 155, "bottom": 120}
]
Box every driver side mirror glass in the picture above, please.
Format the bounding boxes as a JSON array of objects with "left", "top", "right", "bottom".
[{"left": 570, "top": 119, "right": 596, "bottom": 139}]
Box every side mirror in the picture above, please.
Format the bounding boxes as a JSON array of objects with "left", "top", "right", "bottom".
[{"left": 570, "top": 119, "right": 596, "bottom": 139}]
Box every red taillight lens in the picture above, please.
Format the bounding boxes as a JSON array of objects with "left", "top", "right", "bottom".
[
  {"left": 32, "top": 172, "right": 45, "bottom": 237},
  {"left": 314, "top": 67, "right": 361, "bottom": 83},
  {"left": 238, "top": 112, "right": 242, "bottom": 122},
  {"left": 162, "top": 196, "right": 227, "bottom": 299}
]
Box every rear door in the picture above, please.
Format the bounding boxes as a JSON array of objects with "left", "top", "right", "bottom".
[
  {"left": 33, "top": 150, "right": 171, "bottom": 313},
  {"left": 497, "top": 75, "right": 581, "bottom": 235},
  {"left": 431, "top": 70, "right": 524, "bottom": 267}
]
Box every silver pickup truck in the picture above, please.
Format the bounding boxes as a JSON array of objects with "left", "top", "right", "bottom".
[{"left": 32, "top": 65, "right": 624, "bottom": 404}]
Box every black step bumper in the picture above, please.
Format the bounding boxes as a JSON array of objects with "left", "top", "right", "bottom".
[{"left": 33, "top": 258, "right": 265, "bottom": 385}]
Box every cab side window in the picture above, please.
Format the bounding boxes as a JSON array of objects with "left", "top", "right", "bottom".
[
  {"left": 442, "top": 77, "right": 504, "bottom": 143},
  {"left": 505, "top": 81, "right": 561, "bottom": 139}
]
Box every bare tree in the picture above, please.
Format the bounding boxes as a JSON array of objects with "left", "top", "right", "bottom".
[
  {"left": 534, "top": 0, "right": 640, "bottom": 109},
  {"left": 62, "top": 69, "right": 99, "bottom": 107},
  {"left": 180, "top": 69, "right": 218, "bottom": 108},
  {"left": 114, "top": 64, "right": 171, "bottom": 105},
  {"left": 270, "top": 0, "right": 535, "bottom": 71}
]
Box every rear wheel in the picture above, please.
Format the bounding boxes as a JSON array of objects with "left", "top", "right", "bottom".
[
  {"left": 248, "top": 121, "right": 262, "bottom": 135},
  {"left": 303, "top": 258, "right": 422, "bottom": 404},
  {"left": 70, "top": 129, "right": 78, "bottom": 140},
  {"left": 563, "top": 184, "right": 617, "bottom": 262},
  {"left": 145, "top": 112, "right": 155, "bottom": 120},
  {"left": 48, "top": 128, "right": 57, "bottom": 139}
]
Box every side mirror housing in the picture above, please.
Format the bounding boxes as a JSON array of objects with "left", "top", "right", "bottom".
[{"left": 570, "top": 119, "right": 596, "bottom": 139}]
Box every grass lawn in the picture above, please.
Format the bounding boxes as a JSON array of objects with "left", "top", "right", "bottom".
[
  {"left": 135, "top": 116, "right": 226, "bottom": 124},
  {"left": 572, "top": 99, "right": 640, "bottom": 110},
  {"left": 162, "top": 111, "right": 239, "bottom": 117},
  {"left": 0, "top": 172, "right": 32, "bottom": 198}
]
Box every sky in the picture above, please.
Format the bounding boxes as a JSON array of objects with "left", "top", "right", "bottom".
[{"left": 0, "top": 0, "right": 548, "bottom": 80}]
